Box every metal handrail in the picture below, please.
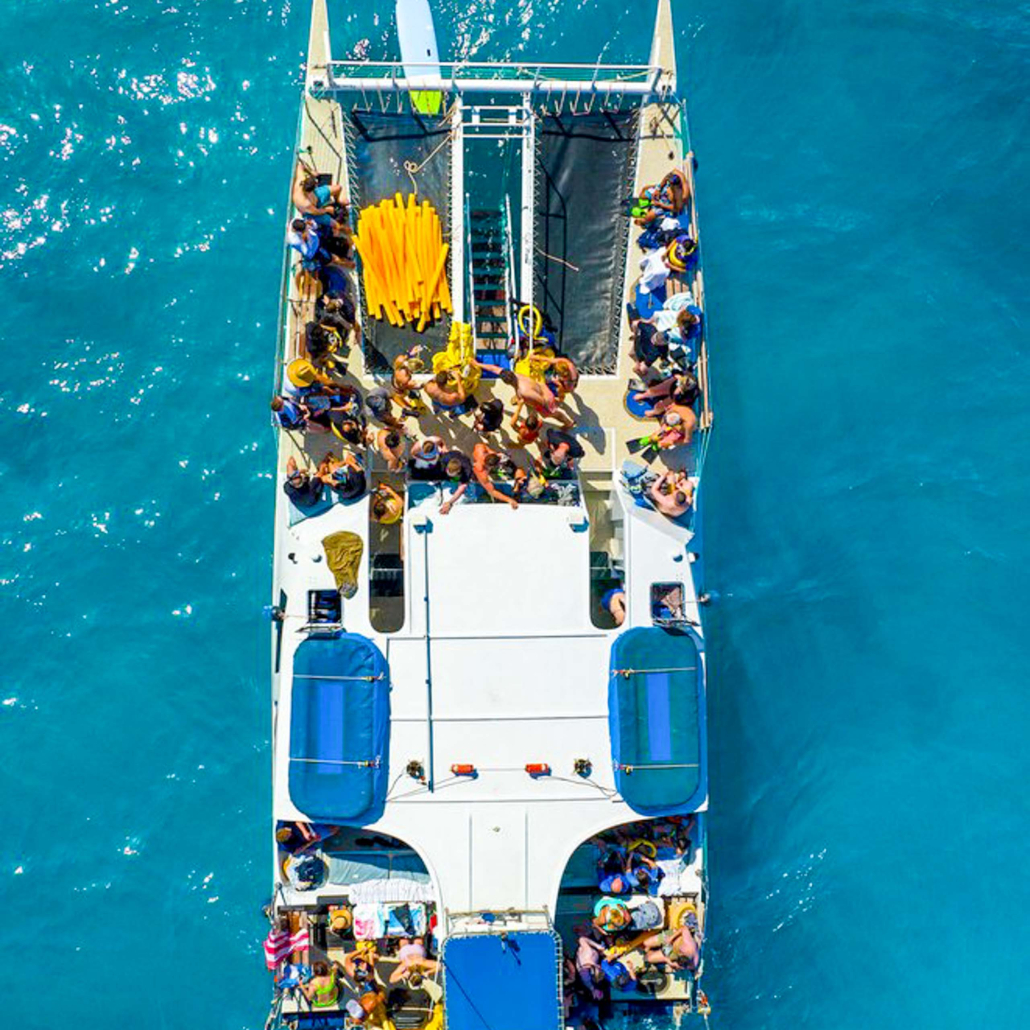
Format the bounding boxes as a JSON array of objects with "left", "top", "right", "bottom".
[
  {"left": 504, "top": 193, "right": 516, "bottom": 347},
  {"left": 322, "top": 59, "right": 656, "bottom": 81}
]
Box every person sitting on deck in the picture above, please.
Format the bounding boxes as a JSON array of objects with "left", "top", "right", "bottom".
[
  {"left": 271, "top": 394, "right": 317, "bottom": 433},
  {"left": 637, "top": 247, "right": 673, "bottom": 296},
  {"left": 648, "top": 470, "right": 693, "bottom": 519},
  {"left": 318, "top": 450, "right": 366, "bottom": 501},
  {"left": 388, "top": 938, "right": 439, "bottom": 984},
  {"left": 641, "top": 925, "right": 700, "bottom": 973},
  {"left": 652, "top": 291, "right": 702, "bottom": 356},
  {"left": 284, "top": 357, "right": 336, "bottom": 400},
  {"left": 407, "top": 436, "right": 444, "bottom": 480},
  {"left": 342, "top": 945, "right": 379, "bottom": 987},
  {"left": 472, "top": 442, "right": 526, "bottom": 509},
  {"left": 371, "top": 483, "right": 404, "bottom": 525},
  {"left": 424, "top": 368, "right": 470, "bottom": 415},
  {"left": 511, "top": 408, "right": 543, "bottom": 448},
  {"left": 653, "top": 404, "right": 697, "bottom": 450},
  {"left": 633, "top": 370, "right": 699, "bottom": 418},
  {"left": 438, "top": 450, "right": 473, "bottom": 515},
  {"left": 287, "top": 218, "right": 352, "bottom": 273},
  {"left": 472, "top": 396, "right": 505, "bottom": 434},
  {"left": 635, "top": 163, "right": 692, "bottom": 228},
  {"left": 597, "top": 846, "right": 633, "bottom": 896},
  {"left": 600, "top": 586, "right": 626, "bottom": 627},
  {"left": 292, "top": 166, "right": 348, "bottom": 231},
  {"left": 574, "top": 936, "right": 607, "bottom": 1002},
  {"left": 303, "top": 960, "right": 345, "bottom": 1009},
  {"left": 376, "top": 428, "right": 407, "bottom": 472},
  {"left": 485, "top": 364, "right": 575, "bottom": 429},
  {"left": 537, "top": 426, "right": 585, "bottom": 478},
  {"left": 282, "top": 456, "right": 325, "bottom": 508},
  {"left": 305, "top": 320, "right": 349, "bottom": 376},
  {"left": 627, "top": 316, "right": 670, "bottom": 379}
]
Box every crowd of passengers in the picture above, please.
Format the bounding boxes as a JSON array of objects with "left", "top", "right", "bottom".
[
  {"left": 279, "top": 156, "right": 704, "bottom": 525},
  {"left": 562, "top": 815, "right": 700, "bottom": 1029}
]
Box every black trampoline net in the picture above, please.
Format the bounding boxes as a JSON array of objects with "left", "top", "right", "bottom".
[
  {"left": 533, "top": 110, "right": 639, "bottom": 375},
  {"left": 343, "top": 111, "right": 452, "bottom": 372}
]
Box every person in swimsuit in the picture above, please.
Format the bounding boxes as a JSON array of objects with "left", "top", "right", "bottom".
[
  {"left": 302, "top": 960, "right": 344, "bottom": 1008},
  {"left": 375, "top": 428, "right": 407, "bottom": 472},
  {"left": 633, "top": 371, "right": 699, "bottom": 418},
  {"left": 480, "top": 364, "right": 576, "bottom": 429},
  {"left": 653, "top": 404, "right": 697, "bottom": 450},
  {"left": 424, "top": 369, "right": 470, "bottom": 414},
  {"left": 472, "top": 442, "right": 526, "bottom": 509},
  {"left": 648, "top": 470, "right": 693, "bottom": 518},
  {"left": 511, "top": 408, "right": 542, "bottom": 448},
  {"left": 371, "top": 484, "right": 404, "bottom": 526},
  {"left": 391, "top": 347, "right": 429, "bottom": 416},
  {"left": 292, "top": 165, "right": 348, "bottom": 231},
  {"left": 388, "top": 937, "right": 440, "bottom": 984},
  {"left": 642, "top": 925, "right": 700, "bottom": 972}
]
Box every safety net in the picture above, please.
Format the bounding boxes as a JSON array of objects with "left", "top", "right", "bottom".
[
  {"left": 608, "top": 626, "right": 707, "bottom": 814},
  {"left": 442, "top": 931, "right": 563, "bottom": 1030},
  {"left": 534, "top": 110, "right": 639, "bottom": 374},
  {"left": 289, "top": 633, "right": 390, "bottom": 823},
  {"left": 343, "top": 110, "right": 453, "bottom": 371}
]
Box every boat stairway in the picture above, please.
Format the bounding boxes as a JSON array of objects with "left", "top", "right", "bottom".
[{"left": 466, "top": 205, "right": 513, "bottom": 368}]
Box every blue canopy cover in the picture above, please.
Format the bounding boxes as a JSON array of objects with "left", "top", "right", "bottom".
[{"left": 288, "top": 634, "right": 390, "bottom": 824}]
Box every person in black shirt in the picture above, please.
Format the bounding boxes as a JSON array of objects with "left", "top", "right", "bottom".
[
  {"left": 472, "top": 397, "right": 504, "bottom": 434},
  {"left": 538, "top": 427, "right": 585, "bottom": 478},
  {"left": 282, "top": 457, "right": 325, "bottom": 508}
]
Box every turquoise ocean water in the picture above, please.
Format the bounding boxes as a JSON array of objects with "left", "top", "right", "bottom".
[{"left": 2, "top": 0, "right": 1028, "bottom": 1026}]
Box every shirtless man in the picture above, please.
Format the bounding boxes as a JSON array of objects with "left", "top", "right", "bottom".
[
  {"left": 375, "top": 428, "right": 406, "bottom": 472},
  {"left": 424, "top": 370, "right": 469, "bottom": 413},
  {"left": 654, "top": 404, "right": 697, "bottom": 450},
  {"left": 472, "top": 442, "right": 525, "bottom": 510},
  {"left": 480, "top": 364, "right": 575, "bottom": 429},
  {"left": 648, "top": 470, "right": 693, "bottom": 518},
  {"left": 391, "top": 347, "right": 428, "bottom": 416},
  {"left": 292, "top": 164, "right": 348, "bottom": 233}
]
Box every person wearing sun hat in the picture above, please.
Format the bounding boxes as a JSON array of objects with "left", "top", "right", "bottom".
[{"left": 285, "top": 356, "right": 333, "bottom": 399}]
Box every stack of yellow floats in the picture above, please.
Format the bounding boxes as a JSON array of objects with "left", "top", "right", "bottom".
[{"left": 352, "top": 193, "right": 452, "bottom": 332}]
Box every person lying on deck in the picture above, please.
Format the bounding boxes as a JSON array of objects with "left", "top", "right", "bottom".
[
  {"left": 482, "top": 364, "right": 575, "bottom": 429},
  {"left": 537, "top": 426, "right": 585, "bottom": 477},
  {"left": 282, "top": 456, "right": 325, "bottom": 508},
  {"left": 472, "top": 442, "right": 526, "bottom": 509},
  {"left": 648, "top": 469, "right": 693, "bottom": 519},
  {"left": 633, "top": 370, "right": 699, "bottom": 417},
  {"left": 438, "top": 450, "right": 472, "bottom": 515},
  {"left": 424, "top": 369, "right": 469, "bottom": 413}
]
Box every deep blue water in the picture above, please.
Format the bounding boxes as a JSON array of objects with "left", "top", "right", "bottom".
[{"left": 2, "top": 1, "right": 1028, "bottom": 1027}]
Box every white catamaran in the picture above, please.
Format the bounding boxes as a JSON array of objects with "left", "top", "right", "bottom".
[{"left": 265, "top": 1, "right": 714, "bottom": 1027}]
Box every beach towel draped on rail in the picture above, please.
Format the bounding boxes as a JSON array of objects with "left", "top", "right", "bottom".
[
  {"left": 289, "top": 634, "right": 390, "bottom": 823},
  {"left": 608, "top": 626, "right": 707, "bottom": 814}
]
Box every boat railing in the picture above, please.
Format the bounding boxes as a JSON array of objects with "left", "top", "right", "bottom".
[{"left": 317, "top": 60, "right": 661, "bottom": 95}]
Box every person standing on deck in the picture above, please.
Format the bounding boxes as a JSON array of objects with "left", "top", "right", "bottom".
[
  {"left": 472, "top": 442, "right": 526, "bottom": 509},
  {"left": 480, "top": 363, "right": 575, "bottom": 430}
]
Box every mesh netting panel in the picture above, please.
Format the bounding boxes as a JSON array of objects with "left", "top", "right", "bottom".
[
  {"left": 533, "top": 110, "right": 639, "bottom": 375},
  {"left": 344, "top": 111, "right": 452, "bottom": 372}
]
